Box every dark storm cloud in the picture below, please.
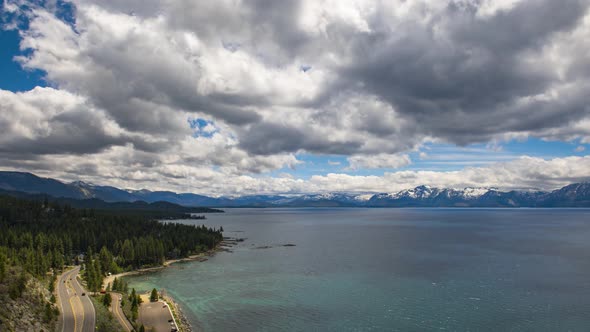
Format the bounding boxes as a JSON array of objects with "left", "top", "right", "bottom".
[
  {"left": 0, "top": 87, "right": 175, "bottom": 157},
  {"left": 237, "top": 123, "right": 306, "bottom": 155},
  {"left": 54, "top": 25, "right": 262, "bottom": 133},
  {"left": 16, "top": 0, "right": 590, "bottom": 157},
  {"left": 238, "top": 122, "right": 363, "bottom": 155},
  {"left": 338, "top": 0, "right": 590, "bottom": 145},
  {"left": 200, "top": 0, "right": 590, "bottom": 155},
  {"left": 418, "top": 85, "right": 590, "bottom": 144},
  {"left": 0, "top": 110, "right": 126, "bottom": 155}
]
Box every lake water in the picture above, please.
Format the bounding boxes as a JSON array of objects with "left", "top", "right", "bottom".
[{"left": 125, "top": 208, "right": 590, "bottom": 331}]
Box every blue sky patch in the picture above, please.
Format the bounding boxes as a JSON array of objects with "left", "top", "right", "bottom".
[
  {"left": 0, "top": 29, "right": 46, "bottom": 91},
  {"left": 188, "top": 118, "right": 218, "bottom": 138}
]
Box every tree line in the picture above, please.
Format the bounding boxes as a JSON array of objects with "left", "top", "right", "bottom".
[{"left": 0, "top": 194, "right": 223, "bottom": 289}]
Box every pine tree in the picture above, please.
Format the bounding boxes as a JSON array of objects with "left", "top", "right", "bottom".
[
  {"left": 99, "top": 246, "right": 112, "bottom": 274},
  {"left": 102, "top": 293, "right": 112, "bottom": 307},
  {"left": 53, "top": 248, "right": 64, "bottom": 270},
  {"left": 121, "top": 240, "right": 135, "bottom": 266},
  {"left": 150, "top": 288, "right": 158, "bottom": 302},
  {"left": 43, "top": 303, "right": 54, "bottom": 323},
  {"left": 0, "top": 253, "right": 6, "bottom": 282},
  {"left": 9, "top": 270, "right": 27, "bottom": 300},
  {"left": 85, "top": 247, "right": 96, "bottom": 292},
  {"left": 48, "top": 274, "right": 56, "bottom": 293},
  {"left": 94, "top": 255, "right": 103, "bottom": 292},
  {"left": 131, "top": 297, "right": 139, "bottom": 321},
  {"left": 85, "top": 261, "right": 95, "bottom": 292},
  {"left": 129, "top": 288, "right": 136, "bottom": 302}
]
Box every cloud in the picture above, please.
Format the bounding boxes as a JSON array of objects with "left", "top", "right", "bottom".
[
  {"left": 3, "top": 154, "right": 589, "bottom": 196},
  {"left": 339, "top": 0, "right": 590, "bottom": 145},
  {"left": 0, "top": 87, "right": 129, "bottom": 155},
  {"left": 299, "top": 155, "right": 590, "bottom": 194},
  {"left": 2, "top": 0, "right": 590, "bottom": 194},
  {"left": 0, "top": 86, "right": 300, "bottom": 175},
  {"left": 9, "top": 0, "right": 589, "bottom": 156}
]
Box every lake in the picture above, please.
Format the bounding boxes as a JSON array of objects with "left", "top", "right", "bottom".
[{"left": 125, "top": 208, "right": 590, "bottom": 331}]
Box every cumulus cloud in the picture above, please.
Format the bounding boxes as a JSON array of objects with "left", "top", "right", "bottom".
[
  {"left": 1, "top": 0, "right": 590, "bottom": 194},
  {"left": 0, "top": 86, "right": 300, "bottom": 176},
  {"left": 9, "top": 0, "right": 589, "bottom": 155},
  {"left": 292, "top": 155, "right": 590, "bottom": 194},
  {"left": 0, "top": 87, "right": 129, "bottom": 155},
  {"left": 4, "top": 155, "right": 589, "bottom": 196}
]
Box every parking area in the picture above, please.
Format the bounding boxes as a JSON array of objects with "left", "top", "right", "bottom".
[{"left": 138, "top": 295, "right": 178, "bottom": 332}]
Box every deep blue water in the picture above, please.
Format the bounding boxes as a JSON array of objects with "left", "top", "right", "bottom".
[{"left": 126, "top": 208, "right": 590, "bottom": 331}]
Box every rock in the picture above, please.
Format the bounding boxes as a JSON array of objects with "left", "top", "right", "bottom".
[{"left": 253, "top": 245, "right": 273, "bottom": 249}]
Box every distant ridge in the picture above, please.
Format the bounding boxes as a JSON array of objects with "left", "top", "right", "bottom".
[
  {"left": 0, "top": 186, "right": 222, "bottom": 216},
  {"left": 0, "top": 171, "right": 589, "bottom": 208},
  {"left": 0, "top": 171, "right": 86, "bottom": 199}
]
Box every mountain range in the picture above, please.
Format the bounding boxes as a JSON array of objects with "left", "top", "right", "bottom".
[{"left": 1, "top": 171, "right": 590, "bottom": 208}]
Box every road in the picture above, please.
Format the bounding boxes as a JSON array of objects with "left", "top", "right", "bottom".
[
  {"left": 110, "top": 293, "right": 133, "bottom": 331},
  {"left": 139, "top": 295, "right": 177, "bottom": 332},
  {"left": 57, "top": 266, "right": 96, "bottom": 332}
]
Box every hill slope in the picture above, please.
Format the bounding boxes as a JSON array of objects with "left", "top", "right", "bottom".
[{"left": 1, "top": 171, "right": 589, "bottom": 207}]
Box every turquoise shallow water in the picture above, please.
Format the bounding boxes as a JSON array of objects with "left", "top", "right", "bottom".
[{"left": 126, "top": 208, "right": 590, "bottom": 331}]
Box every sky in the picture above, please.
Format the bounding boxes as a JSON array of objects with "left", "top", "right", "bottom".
[{"left": 1, "top": 0, "right": 590, "bottom": 196}]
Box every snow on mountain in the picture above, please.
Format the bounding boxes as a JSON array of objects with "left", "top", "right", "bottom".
[
  {"left": 354, "top": 194, "right": 374, "bottom": 201},
  {"left": 391, "top": 185, "right": 436, "bottom": 199},
  {"left": 1, "top": 171, "right": 590, "bottom": 207},
  {"left": 69, "top": 181, "right": 97, "bottom": 198},
  {"left": 375, "top": 186, "right": 492, "bottom": 201}
]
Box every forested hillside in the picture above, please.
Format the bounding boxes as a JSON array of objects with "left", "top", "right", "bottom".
[{"left": 0, "top": 194, "right": 223, "bottom": 331}]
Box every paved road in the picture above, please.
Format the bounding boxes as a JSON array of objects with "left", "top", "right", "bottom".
[
  {"left": 139, "top": 296, "right": 177, "bottom": 332},
  {"left": 111, "top": 293, "right": 133, "bottom": 331},
  {"left": 57, "top": 266, "right": 96, "bottom": 332}
]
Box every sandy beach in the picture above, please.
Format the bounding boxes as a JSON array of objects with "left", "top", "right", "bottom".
[
  {"left": 101, "top": 246, "right": 229, "bottom": 332},
  {"left": 103, "top": 250, "right": 216, "bottom": 289},
  {"left": 101, "top": 240, "right": 239, "bottom": 331}
]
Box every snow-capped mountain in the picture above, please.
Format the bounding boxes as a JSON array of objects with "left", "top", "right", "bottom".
[
  {"left": 368, "top": 186, "right": 502, "bottom": 206},
  {"left": 1, "top": 171, "right": 590, "bottom": 208}
]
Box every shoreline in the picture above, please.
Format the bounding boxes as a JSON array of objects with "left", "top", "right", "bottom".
[
  {"left": 103, "top": 244, "right": 231, "bottom": 332},
  {"left": 162, "top": 293, "right": 196, "bottom": 332},
  {"left": 103, "top": 247, "right": 220, "bottom": 287}
]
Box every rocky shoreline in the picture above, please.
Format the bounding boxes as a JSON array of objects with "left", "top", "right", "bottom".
[
  {"left": 104, "top": 238, "right": 242, "bottom": 331},
  {"left": 161, "top": 293, "right": 195, "bottom": 332},
  {"left": 103, "top": 246, "right": 222, "bottom": 288}
]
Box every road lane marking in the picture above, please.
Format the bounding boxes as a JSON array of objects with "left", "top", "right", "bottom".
[
  {"left": 73, "top": 270, "right": 94, "bottom": 332},
  {"left": 80, "top": 296, "right": 85, "bottom": 332},
  {"left": 74, "top": 282, "right": 86, "bottom": 332},
  {"left": 60, "top": 276, "right": 66, "bottom": 332},
  {"left": 113, "top": 294, "right": 131, "bottom": 332},
  {"left": 61, "top": 269, "right": 75, "bottom": 332},
  {"left": 69, "top": 296, "right": 78, "bottom": 332}
]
